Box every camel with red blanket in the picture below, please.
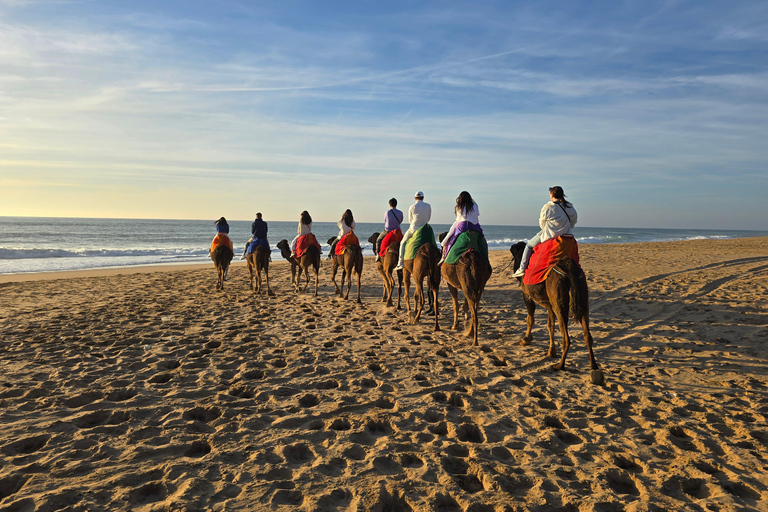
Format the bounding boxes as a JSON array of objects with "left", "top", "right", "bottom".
[
  {"left": 367, "top": 231, "right": 403, "bottom": 308},
  {"left": 209, "top": 233, "right": 234, "bottom": 291},
  {"left": 509, "top": 237, "right": 603, "bottom": 384},
  {"left": 245, "top": 240, "right": 274, "bottom": 297},
  {"left": 402, "top": 225, "right": 440, "bottom": 330},
  {"left": 328, "top": 233, "right": 363, "bottom": 303},
  {"left": 277, "top": 236, "right": 321, "bottom": 297},
  {"left": 438, "top": 228, "right": 492, "bottom": 346}
]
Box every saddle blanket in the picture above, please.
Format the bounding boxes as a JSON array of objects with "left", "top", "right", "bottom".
[
  {"left": 379, "top": 229, "right": 403, "bottom": 257},
  {"left": 404, "top": 224, "right": 437, "bottom": 261},
  {"left": 445, "top": 230, "right": 492, "bottom": 270},
  {"left": 295, "top": 233, "right": 321, "bottom": 258},
  {"left": 524, "top": 235, "right": 580, "bottom": 286},
  {"left": 210, "top": 233, "right": 233, "bottom": 253},
  {"left": 335, "top": 232, "right": 360, "bottom": 255},
  {"left": 246, "top": 237, "right": 270, "bottom": 255}
]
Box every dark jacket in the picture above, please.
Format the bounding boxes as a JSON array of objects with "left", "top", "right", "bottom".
[{"left": 251, "top": 218, "right": 268, "bottom": 240}]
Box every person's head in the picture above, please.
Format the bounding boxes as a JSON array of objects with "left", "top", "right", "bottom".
[
  {"left": 215, "top": 217, "right": 227, "bottom": 226},
  {"left": 549, "top": 186, "right": 571, "bottom": 206},
  {"left": 300, "top": 210, "right": 312, "bottom": 225},
  {"left": 342, "top": 209, "right": 354, "bottom": 226},
  {"left": 455, "top": 191, "right": 475, "bottom": 215},
  {"left": 255, "top": 212, "right": 262, "bottom": 220},
  {"left": 389, "top": 198, "right": 398, "bottom": 208},
  {"left": 414, "top": 191, "right": 424, "bottom": 201}
]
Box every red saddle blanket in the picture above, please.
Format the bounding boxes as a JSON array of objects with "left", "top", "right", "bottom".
[
  {"left": 524, "top": 235, "right": 580, "bottom": 286},
  {"left": 379, "top": 229, "right": 403, "bottom": 257},
  {"left": 335, "top": 232, "right": 360, "bottom": 256},
  {"left": 295, "top": 233, "right": 321, "bottom": 258},
  {"left": 210, "top": 233, "right": 233, "bottom": 253}
]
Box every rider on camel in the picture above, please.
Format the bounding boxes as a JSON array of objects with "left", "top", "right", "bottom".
[
  {"left": 374, "top": 198, "right": 404, "bottom": 263},
  {"left": 439, "top": 191, "right": 481, "bottom": 265},
  {"left": 513, "top": 186, "right": 577, "bottom": 278},
  {"left": 290, "top": 210, "right": 314, "bottom": 259},
  {"left": 395, "top": 191, "right": 431, "bottom": 270},
  {"left": 241, "top": 212, "right": 270, "bottom": 261},
  {"left": 329, "top": 209, "right": 356, "bottom": 258}
]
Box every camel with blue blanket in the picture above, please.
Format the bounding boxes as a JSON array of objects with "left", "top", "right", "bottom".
[
  {"left": 402, "top": 224, "right": 441, "bottom": 330},
  {"left": 439, "top": 222, "right": 492, "bottom": 347},
  {"left": 245, "top": 237, "right": 274, "bottom": 296}
]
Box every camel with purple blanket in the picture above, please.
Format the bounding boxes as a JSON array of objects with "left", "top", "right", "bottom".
[{"left": 439, "top": 223, "right": 492, "bottom": 346}]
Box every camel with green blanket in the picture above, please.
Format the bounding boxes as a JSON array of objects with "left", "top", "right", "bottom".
[
  {"left": 439, "top": 229, "right": 492, "bottom": 346},
  {"left": 402, "top": 225, "right": 441, "bottom": 330}
]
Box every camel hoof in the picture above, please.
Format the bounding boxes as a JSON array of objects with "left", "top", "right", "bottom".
[
  {"left": 552, "top": 363, "right": 564, "bottom": 371},
  {"left": 519, "top": 338, "right": 531, "bottom": 346},
  {"left": 591, "top": 369, "right": 605, "bottom": 385}
]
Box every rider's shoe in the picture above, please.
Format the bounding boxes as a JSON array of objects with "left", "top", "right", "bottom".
[
  {"left": 512, "top": 267, "right": 526, "bottom": 278},
  {"left": 375, "top": 255, "right": 380, "bottom": 262},
  {"left": 394, "top": 263, "right": 404, "bottom": 271}
]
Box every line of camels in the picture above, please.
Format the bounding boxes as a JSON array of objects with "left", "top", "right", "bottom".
[{"left": 210, "top": 232, "right": 603, "bottom": 384}]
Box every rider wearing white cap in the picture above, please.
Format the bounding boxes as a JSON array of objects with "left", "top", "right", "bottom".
[{"left": 395, "top": 191, "right": 432, "bottom": 270}]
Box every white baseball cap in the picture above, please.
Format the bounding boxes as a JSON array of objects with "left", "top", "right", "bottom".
[{"left": 415, "top": 191, "right": 424, "bottom": 198}]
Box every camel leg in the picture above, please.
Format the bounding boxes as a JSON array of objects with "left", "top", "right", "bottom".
[
  {"left": 448, "top": 284, "right": 460, "bottom": 331},
  {"left": 396, "top": 270, "right": 403, "bottom": 311},
  {"left": 331, "top": 260, "right": 340, "bottom": 296},
  {"left": 356, "top": 271, "right": 362, "bottom": 304},
  {"left": 520, "top": 297, "right": 535, "bottom": 346},
  {"left": 432, "top": 285, "right": 440, "bottom": 332},
  {"left": 471, "top": 299, "right": 479, "bottom": 346},
  {"left": 248, "top": 262, "right": 254, "bottom": 291},
  {"left": 413, "top": 279, "right": 424, "bottom": 325},
  {"left": 554, "top": 305, "right": 571, "bottom": 370},
  {"left": 404, "top": 271, "right": 412, "bottom": 320},
  {"left": 385, "top": 273, "right": 394, "bottom": 306},
  {"left": 546, "top": 308, "right": 557, "bottom": 359},
  {"left": 266, "top": 267, "right": 275, "bottom": 297},
  {"left": 314, "top": 266, "right": 319, "bottom": 297}
]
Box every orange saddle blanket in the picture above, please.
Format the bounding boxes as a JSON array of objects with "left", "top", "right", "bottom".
[
  {"left": 335, "top": 232, "right": 360, "bottom": 256},
  {"left": 210, "top": 233, "right": 233, "bottom": 253},
  {"left": 295, "top": 233, "right": 321, "bottom": 258},
  {"left": 379, "top": 229, "right": 403, "bottom": 257},
  {"left": 524, "top": 235, "right": 580, "bottom": 286}
]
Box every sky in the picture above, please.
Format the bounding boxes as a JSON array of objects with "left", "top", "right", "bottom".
[{"left": 1, "top": 1, "right": 767, "bottom": 229}]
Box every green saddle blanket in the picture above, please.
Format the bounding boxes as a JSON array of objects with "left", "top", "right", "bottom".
[
  {"left": 445, "top": 230, "right": 492, "bottom": 270},
  {"left": 404, "top": 224, "right": 438, "bottom": 261}
]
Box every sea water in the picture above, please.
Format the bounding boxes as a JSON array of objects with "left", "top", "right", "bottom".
[{"left": 1, "top": 216, "right": 766, "bottom": 275}]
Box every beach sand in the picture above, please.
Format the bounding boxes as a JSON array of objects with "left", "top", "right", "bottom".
[{"left": 1, "top": 238, "right": 767, "bottom": 511}]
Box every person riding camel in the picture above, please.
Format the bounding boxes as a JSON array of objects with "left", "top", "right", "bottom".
[
  {"left": 439, "top": 191, "right": 481, "bottom": 265},
  {"left": 329, "top": 209, "right": 357, "bottom": 258},
  {"left": 395, "top": 191, "right": 431, "bottom": 270},
  {"left": 242, "top": 212, "right": 270, "bottom": 261},
  {"left": 290, "top": 210, "right": 316, "bottom": 259},
  {"left": 374, "top": 198, "right": 404, "bottom": 263},
  {"left": 210, "top": 217, "right": 233, "bottom": 254},
  {"left": 513, "top": 186, "right": 577, "bottom": 278}
]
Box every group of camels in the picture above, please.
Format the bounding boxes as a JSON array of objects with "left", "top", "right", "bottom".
[{"left": 210, "top": 232, "right": 603, "bottom": 382}]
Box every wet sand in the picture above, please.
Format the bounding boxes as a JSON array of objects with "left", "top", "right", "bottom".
[{"left": 1, "top": 238, "right": 767, "bottom": 511}]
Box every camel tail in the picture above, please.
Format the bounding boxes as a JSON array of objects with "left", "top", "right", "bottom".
[{"left": 564, "top": 259, "right": 587, "bottom": 320}]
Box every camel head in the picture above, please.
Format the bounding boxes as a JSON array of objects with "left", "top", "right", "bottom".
[
  {"left": 509, "top": 241, "right": 526, "bottom": 273},
  {"left": 368, "top": 232, "right": 380, "bottom": 244},
  {"left": 438, "top": 231, "right": 448, "bottom": 243},
  {"left": 326, "top": 237, "right": 336, "bottom": 246},
  {"left": 276, "top": 239, "right": 291, "bottom": 259}
]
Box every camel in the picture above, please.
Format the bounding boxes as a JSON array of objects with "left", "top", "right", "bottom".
[
  {"left": 246, "top": 244, "right": 274, "bottom": 296},
  {"left": 210, "top": 245, "right": 233, "bottom": 291},
  {"left": 438, "top": 231, "right": 492, "bottom": 346},
  {"left": 328, "top": 237, "right": 364, "bottom": 303},
  {"left": 509, "top": 241, "right": 603, "bottom": 384},
  {"left": 403, "top": 242, "right": 441, "bottom": 331},
  {"left": 367, "top": 232, "right": 403, "bottom": 308},
  {"left": 276, "top": 239, "right": 320, "bottom": 296}
]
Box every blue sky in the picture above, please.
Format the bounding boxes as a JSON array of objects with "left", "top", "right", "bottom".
[{"left": 1, "top": 0, "right": 766, "bottom": 229}]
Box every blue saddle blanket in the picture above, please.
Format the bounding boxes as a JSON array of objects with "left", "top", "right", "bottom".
[{"left": 246, "top": 238, "right": 270, "bottom": 255}]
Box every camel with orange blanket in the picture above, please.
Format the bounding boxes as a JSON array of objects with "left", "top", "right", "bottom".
[
  {"left": 509, "top": 237, "right": 603, "bottom": 384},
  {"left": 209, "top": 232, "right": 234, "bottom": 291}
]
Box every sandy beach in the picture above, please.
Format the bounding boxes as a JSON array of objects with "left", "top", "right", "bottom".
[{"left": 1, "top": 237, "right": 767, "bottom": 511}]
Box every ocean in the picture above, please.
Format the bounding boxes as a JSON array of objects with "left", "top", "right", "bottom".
[{"left": 1, "top": 216, "right": 767, "bottom": 275}]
